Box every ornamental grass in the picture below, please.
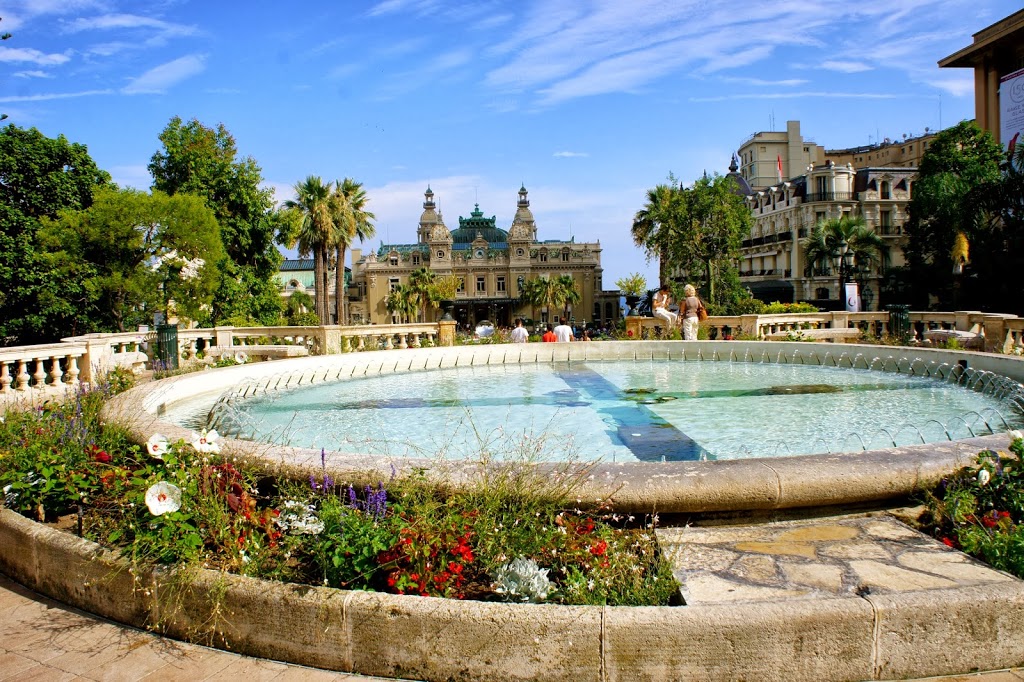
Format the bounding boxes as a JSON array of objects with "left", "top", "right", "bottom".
[{"left": 0, "top": 380, "right": 677, "bottom": 606}]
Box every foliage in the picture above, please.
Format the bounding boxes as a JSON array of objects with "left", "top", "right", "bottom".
[
  {"left": 149, "top": 117, "right": 284, "bottom": 326},
  {"left": 0, "top": 124, "right": 111, "bottom": 343},
  {"left": 920, "top": 435, "right": 1024, "bottom": 576},
  {"left": 329, "top": 178, "right": 376, "bottom": 325},
  {"left": 408, "top": 267, "right": 436, "bottom": 322},
  {"left": 904, "top": 121, "right": 1004, "bottom": 310},
  {"left": 1, "top": 398, "right": 677, "bottom": 606},
  {"left": 283, "top": 290, "right": 319, "bottom": 326},
  {"left": 40, "top": 188, "right": 222, "bottom": 330},
  {"left": 282, "top": 176, "right": 333, "bottom": 323},
  {"left": 631, "top": 180, "right": 681, "bottom": 285},
  {"left": 520, "top": 275, "right": 580, "bottom": 320},
  {"left": 385, "top": 283, "right": 419, "bottom": 323},
  {"left": 802, "top": 215, "right": 886, "bottom": 285},
  {"left": 615, "top": 273, "right": 647, "bottom": 297}
]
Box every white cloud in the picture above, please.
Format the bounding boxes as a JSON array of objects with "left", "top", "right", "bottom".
[
  {"left": 0, "top": 89, "right": 113, "bottom": 102},
  {"left": 821, "top": 60, "right": 873, "bottom": 73},
  {"left": 553, "top": 151, "right": 588, "bottom": 158},
  {"left": 0, "top": 46, "right": 71, "bottom": 65},
  {"left": 63, "top": 13, "right": 197, "bottom": 38},
  {"left": 13, "top": 69, "right": 54, "bottom": 78},
  {"left": 689, "top": 91, "right": 901, "bottom": 103},
  {"left": 721, "top": 77, "right": 809, "bottom": 87},
  {"left": 109, "top": 165, "right": 151, "bottom": 190},
  {"left": 925, "top": 74, "right": 975, "bottom": 98},
  {"left": 122, "top": 54, "right": 206, "bottom": 94}
]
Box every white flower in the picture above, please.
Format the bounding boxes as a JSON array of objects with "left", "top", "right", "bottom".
[
  {"left": 191, "top": 429, "right": 220, "bottom": 454},
  {"left": 145, "top": 482, "right": 182, "bottom": 516},
  {"left": 146, "top": 434, "right": 170, "bottom": 459},
  {"left": 493, "top": 557, "right": 554, "bottom": 603},
  {"left": 234, "top": 351, "right": 248, "bottom": 364},
  {"left": 978, "top": 469, "right": 991, "bottom": 486},
  {"left": 275, "top": 500, "right": 324, "bottom": 535},
  {"left": 1009, "top": 430, "right": 1023, "bottom": 442}
]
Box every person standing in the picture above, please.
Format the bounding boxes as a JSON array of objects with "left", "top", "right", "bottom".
[
  {"left": 542, "top": 323, "right": 557, "bottom": 342},
  {"left": 510, "top": 318, "right": 529, "bottom": 343},
  {"left": 553, "top": 317, "right": 574, "bottom": 342},
  {"left": 681, "top": 284, "right": 702, "bottom": 341},
  {"left": 652, "top": 284, "right": 678, "bottom": 328}
]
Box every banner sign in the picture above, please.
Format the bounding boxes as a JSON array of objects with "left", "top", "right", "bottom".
[
  {"left": 844, "top": 283, "right": 860, "bottom": 313},
  {"left": 1001, "top": 67, "right": 1024, "bottom": 155}
]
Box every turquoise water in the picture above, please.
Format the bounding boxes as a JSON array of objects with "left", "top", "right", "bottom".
[{"left": 190, "top": 361, "right": 1024, "bottom": 462}]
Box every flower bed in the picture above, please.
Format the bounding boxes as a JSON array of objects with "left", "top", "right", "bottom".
[{"left": 0, "top": 383, "right": 677, "bottom": 606}]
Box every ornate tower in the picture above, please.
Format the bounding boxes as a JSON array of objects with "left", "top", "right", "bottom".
[{"left": 417, "top": 186, "right": 440, "bottom": 244}]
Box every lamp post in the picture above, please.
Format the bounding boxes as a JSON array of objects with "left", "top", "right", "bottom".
[{"left": 831, "top": 239, "right": 854, "bottom": 308}]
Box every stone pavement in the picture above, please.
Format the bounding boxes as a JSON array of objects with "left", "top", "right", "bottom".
[
  {"left": 0, "top": 574, "right": 401, "bottom": 682},
  {"left": 656, "top": 513, "right": 1016, "bottom": 605}
]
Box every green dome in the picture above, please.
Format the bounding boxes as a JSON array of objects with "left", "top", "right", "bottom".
[{"left": 450, "top": 204, "right": 508, "bottom": 245}]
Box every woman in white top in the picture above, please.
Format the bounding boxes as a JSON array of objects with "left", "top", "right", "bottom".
[
  {"left": 681, "top": 284, "right": 701, "bottom": 340},
  {"left": 652, "top": 284, "right": 678, "bottom": 328}
]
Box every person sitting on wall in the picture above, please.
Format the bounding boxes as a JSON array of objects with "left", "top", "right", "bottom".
[
  {"left": 652, "top": 284, "right": 678, "bottom": 328},
  {"left": 542, "top": 323, "right": 557, "bottom": 342},
  {"left": 510, "top": 318, "right": 529, "bottom": 343}
]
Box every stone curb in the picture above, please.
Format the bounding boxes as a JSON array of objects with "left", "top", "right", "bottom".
[
  {"left": 103, "top": 341, "right": 1023, "bottom": 514},
  {"left": 3, "top": 508, "right": 1024, "bottom": 681}
]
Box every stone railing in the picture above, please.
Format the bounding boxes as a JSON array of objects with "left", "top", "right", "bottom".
[
  {"left": 626, "top": 310, "right": 1024, "bottom": 352},
  {"left": 0, "top": 321, "right": 457, "bottom": 396}
]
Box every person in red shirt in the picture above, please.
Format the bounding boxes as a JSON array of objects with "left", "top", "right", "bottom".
[{"left": 542, "top": 323, "right": 557, "bottom": 342}]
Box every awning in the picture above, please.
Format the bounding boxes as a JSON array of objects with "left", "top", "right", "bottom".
[{"left": 747, "top": 280, "right": 795, "bottom": 303}]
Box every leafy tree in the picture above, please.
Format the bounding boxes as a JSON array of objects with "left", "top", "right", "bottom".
[
  {"left": 329, "top": 178, "right": 375, "bottom": 325},
  {"left": 283, "top": 290, "right": 319, "bottom": 326},
  {"left": 904, "top": 120, "right": 1003, "bottom": 309},
  {"left": 519, "top": 275, "right": 577, "bottom": 321},
  {"left": 670, "top": 174, "right": 751, "bottom": 305},
  {"left": 282, "top": 176, "right": 334, "bottom": 323},
  {"left": 0, "top": 124, "right": 110, "bottom": 343},
  {"left": 39, "top": 188, "right": 222, "bottom": 331},
  {"left": 556, "top": 274, "right": 581, "bottom": 319},
  {"left": 149, "top": 117, "right": 283, "bottom": 326},
  {"left": 385, "top": 283, "right": 418, "bottom": 323}
]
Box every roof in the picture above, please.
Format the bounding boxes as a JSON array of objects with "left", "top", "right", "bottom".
[
  {"left": 280, "top": 258, "right": 350, "bottom": 274},
  {"left": 939, "top": 9, "right": 1024, "bottom": 68},
  {"left": 450, "top": 204, "right": 509, "bottom": 245}
]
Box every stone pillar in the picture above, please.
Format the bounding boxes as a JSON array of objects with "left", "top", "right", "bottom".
[
  {"left": 438, "top": 320, "right": 457, "bottom": 347},
  {"left": 322, "top": 327, "right": 342, "bottom": 355},
  {"left": 982, "top": 315, "right": 1011, "bottom": 353},
  {"left": 80, "top": 336, "right": 114, "bottom": 384},
  {"left": 831, "top": 311, "right": 850, "bottom": 329},
  {"left": 739, "top": 315, "right": 760, "bottom": 339},
  {"left": 954, "top": 311, "right": 981, "bottom": 333},
  {"left": 625, "top": 316, "right": 643, "bottom": 339},
  {"left": 215, "top": 326, "right": 235, "bottom": 349}
]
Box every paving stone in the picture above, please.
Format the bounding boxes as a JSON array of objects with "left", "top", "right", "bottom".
[
  {"left": 776, "top": 524, "right": 860, "bottom": 542},
  {"left": 731, "top": 554, "right": 780, "bottom": 583},
  {"left": 818, "top": 539, "right": 893, "bottom": 560},
  {"left": 898, "top": 551, "right": 1014, "bottom": 584},
  {"left": 779, "top": 562, "right": 846, "bottom": 593},
  {"left": 849, "top": 560, "right": 959, "bottom": 591},
  {"left": 733, "top": 539, "right": 818, "bottom": 558},
  {"left": 680, "top": 573, "right": 812, "bottom": 604}
]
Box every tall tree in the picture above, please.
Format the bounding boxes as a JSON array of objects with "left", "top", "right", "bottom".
[
  {"left": 330, "top": 178, "right": 376, "bottom": 325},
  {"left": 520, "top": 276, "right": 576, "bottom": 321},
  {"left": 0, "top": 124, "right": 110, "bottom": 343},
  {"left": 904, "top": 120, "right": 1003, "bottom": 309},
  {"left": 408, "top": 266, "right": 436, "bottom": 322},
  {"left": 40, "top": 188, "right": 222, "bottom": 331},
  {"left": 555, "top": 274, "right": 581, "bottom": 319},
  {"left": 148, "top": 117, "right": 283, "bottom": 326},
  {"left": 631, "top": 180, "right": 683, "bottom": 285},
  {"left": 283, "top": 176, "right": 334, "bottom": 323},
  {"left": 671, "top": 174, "right": 751, "bottom": 305}
]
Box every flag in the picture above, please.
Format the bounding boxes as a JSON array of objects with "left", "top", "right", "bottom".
[{"left": 776, "top": 155, "right": 783, "bottom": 183}]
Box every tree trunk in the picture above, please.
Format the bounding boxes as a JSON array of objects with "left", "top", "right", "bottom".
[
  {"left": 705, "top": 258, "right": 715, "bottom": 303},
  {"left": 335, "top": 244, "right": 346, "bottom": 325}
]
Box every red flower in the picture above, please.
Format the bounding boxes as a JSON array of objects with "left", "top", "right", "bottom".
[
  {"left": 590, "top": 540, "right": 608, "bottom": 556},
  {"left": 627, "top": 330, "right": 634, "bottom": 337},
  {"left": 941, "top": 537, "right": 956, "bottom": 548}
]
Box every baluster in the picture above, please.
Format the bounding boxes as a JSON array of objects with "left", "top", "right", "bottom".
[
  {"left": 385, "top": 334, "right": 395, "bottom": 350},
  {"left": 49, "top": 356, "right": 64, "bottom": 386},
  {"left": 16, "top": 361, "right": 29, "bottom": 391},
  {"left": 398, "top": 333, "right": 408, "bottom": 349},
  {"left": 357, "top": 335, "right": 366, "bottom": 351},
  {"left": 66, "top": 355, "right": 80, "bottom": 385},
  {"left": 411, "top": 333, "right": 421, "bottom": 348},
  {"left": 33, "top": 359, "right": 46, "bottom": 388},
  {"left": 426, "top": 332, "right": 436, "bottom": 346},
  {"left": 0, "top": 361, "right": 10, "bottom": 393}
]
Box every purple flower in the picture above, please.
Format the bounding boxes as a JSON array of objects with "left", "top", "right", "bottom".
[
  {"left": 309, "top": 474, "right": 319, "bottom": 491},
  {"left": 348, "top": 485, "right": 357, "bottom": 508}
]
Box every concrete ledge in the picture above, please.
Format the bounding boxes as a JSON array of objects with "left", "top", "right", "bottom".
[{"left": 3, "top": 507, "right": 1024, "bottom": 680}]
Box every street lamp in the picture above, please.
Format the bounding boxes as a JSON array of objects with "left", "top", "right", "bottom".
[{"left": 831, "top": 239, "right": 854, "bottom": 304}]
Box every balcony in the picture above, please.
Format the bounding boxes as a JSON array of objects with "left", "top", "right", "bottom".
[
  {"left": 804, "top": 191, "right": 855, "bottom": 203},
  {"left": 876, "top": 224, "right": 903, "bottom": 236}
]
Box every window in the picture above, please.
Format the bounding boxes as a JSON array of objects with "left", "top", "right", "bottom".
[
  {"left": 496, "top": 276, "right": 506, "bottom": 292},
  {"left": 389, "top": 256, "right": 398, "bottom": 266},
  {"left": 389, "top": 277, "right": 400, "bottom": 291},
  {"left": 476, "top": 276, "right": 486, "bottom": 293},
  {"left": 539, "top": 251, "right": 548, "bottom": 263},
  {"left": 815, "top": 176, "right": 827, "bottom": 195},
  {"left": 516, "top": 248, "right": 524, "bottom": 257},
  {"left": 561, "top": 250, "right": 570, "bottom": 262},
  {"left": 815, "top": 211, "right": 826, "bottom": 225},
  {"left": 880, "top": 181, "right": 891, "bottom": 200},
  {"left": 456, "top": 278, "right": 464, "bottom": 293},
  {"left": 412, "top": 253, "right": 420, "bottom": 265},
  {"left": 436, "top": 250, "right": 445, "bottom": 259},
  {"left": 880, "top": 210, "right": 891, "bottom": 229}
]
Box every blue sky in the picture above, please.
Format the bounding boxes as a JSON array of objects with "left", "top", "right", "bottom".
[{"left": 1, "top": 0, "right": 1017, "bottom": 287}]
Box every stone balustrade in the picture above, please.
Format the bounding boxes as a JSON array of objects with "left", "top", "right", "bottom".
[{"left": 0, "top": 342, "right": 87, "bottom": 393}]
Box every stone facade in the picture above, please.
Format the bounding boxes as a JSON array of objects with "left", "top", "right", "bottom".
[
  {"left": 348, "top": 186, "right": 620, "bottom": 328},
  {"left": 738, "top": 159, "right": 911, "bottom": 310}
]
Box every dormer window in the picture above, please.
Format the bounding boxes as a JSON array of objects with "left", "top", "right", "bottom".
[
  {"left": 389, "top": 256, "right": 399, "bottom": 266},
  {"left": 539, "top": 251, "right": 548, "bottom": 263},
  {"left": 412, "top": 253, "right": 421, "bottom": 265},
  {"left": 561, "top": 250, "right": 570, "bottom": 262}
]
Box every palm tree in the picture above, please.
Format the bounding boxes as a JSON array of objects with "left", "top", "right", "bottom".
[
  {"left": 330, "top": 178, "right": 376, "bottom": 325},
  {"left": 631, "top": 182, "right": 683, "bottom": 285},
  {"left": 803, "top": 215, "right": 887, "bottom": 285},
  {"left": 408, "top": 266, "right": 436, "bottom": 322},
  {"left": 556, "top": 274, "right": 581, "bottom": 320},
  {"left": 283, "top": 176, "right": 334, "bottom": 323},
  {"left": 385, "top": 283, "right": 417, "bottom": 323}
]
